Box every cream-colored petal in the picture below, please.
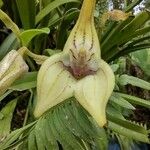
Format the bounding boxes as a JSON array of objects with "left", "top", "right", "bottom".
[
  {"left": 34, "top": 54, "right": 76, "bottom": 118},
  {"left": 74, "top": 59, "right": 115, "bottom": 127},
  {"left": 62, "top": 0, "right": 100, "bottom": 59}
]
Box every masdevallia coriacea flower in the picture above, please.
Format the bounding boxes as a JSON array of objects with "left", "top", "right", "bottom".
[{"left": 34, "top": 0, "right": 115, "bottom": 127}]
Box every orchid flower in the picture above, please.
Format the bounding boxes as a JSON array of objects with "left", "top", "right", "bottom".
[{"left": 34, "top": 0, "right": 115, "bottom": 127}]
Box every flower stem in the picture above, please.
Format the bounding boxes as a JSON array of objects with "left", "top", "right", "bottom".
[{"left": 18, "top": 46, "right": 48, "bottom": 64}]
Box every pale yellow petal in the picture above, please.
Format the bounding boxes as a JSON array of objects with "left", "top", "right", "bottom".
[
  {"left": 74, "top": 59, "right": 115, "bottom": 127},
  {"left": 62, "top": 0, "right": 100, "bottom": 59},
  {"left": 34, "top": 54, "right": 75, "bottom": 118}
]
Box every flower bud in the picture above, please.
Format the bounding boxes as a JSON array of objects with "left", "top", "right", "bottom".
[{"left": 0, "top": 50, "right": 28, "bottom": 96}]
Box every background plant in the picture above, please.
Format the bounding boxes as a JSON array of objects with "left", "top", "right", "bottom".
[{"left": 0, "top": 0, "right": 150, "bottom": 149}]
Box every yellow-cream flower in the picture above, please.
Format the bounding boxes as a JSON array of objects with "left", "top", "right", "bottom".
[{"left": 34, "top": 0, "right": 115, "bottom": 127}]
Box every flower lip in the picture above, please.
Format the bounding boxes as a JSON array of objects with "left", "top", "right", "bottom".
[
  {"left": 64, "top": 64, "right": 97, "bottom": 79},
  {"left": 61, "top": 47, "right": 99, "bottom": 79}
]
